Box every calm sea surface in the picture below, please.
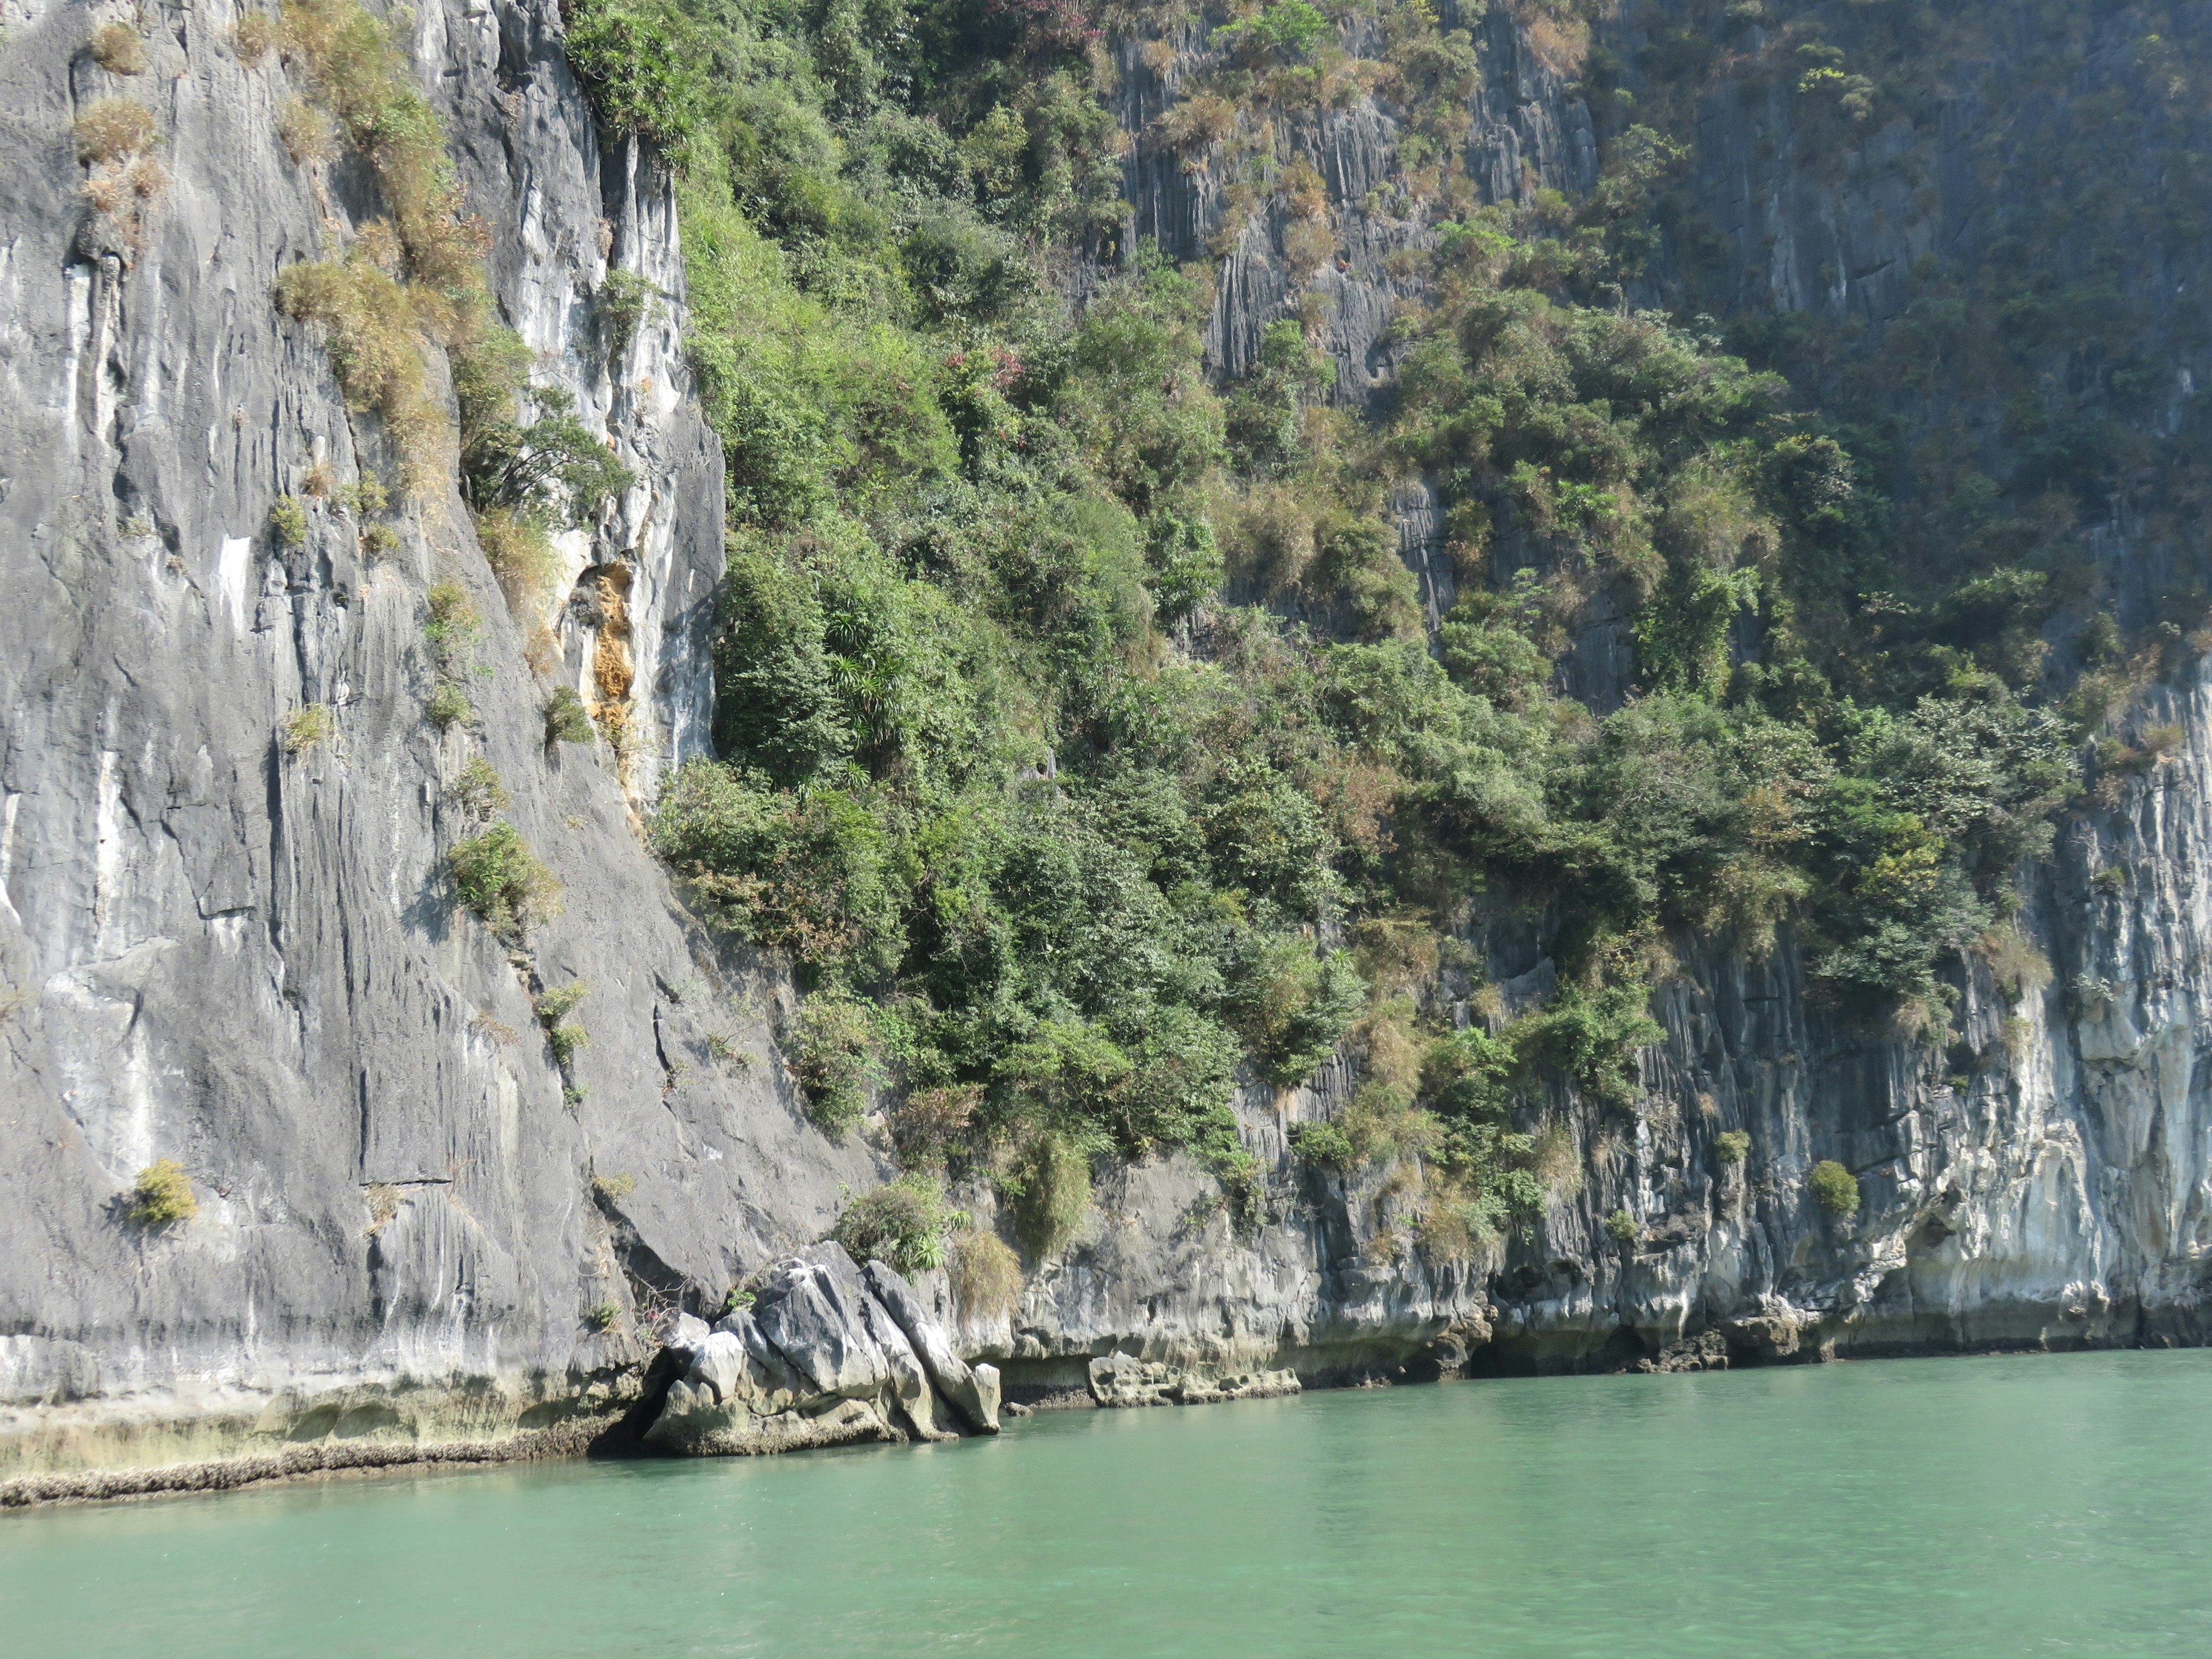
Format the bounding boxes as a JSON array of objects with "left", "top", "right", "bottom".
[{"left": 6, "top": 1350, "right": 2210, "bottom": 1657}]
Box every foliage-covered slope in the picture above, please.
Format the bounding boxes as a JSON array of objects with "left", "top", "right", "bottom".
[{"left": 558, "top": 0, "right": 2201, "bottom": 1249}]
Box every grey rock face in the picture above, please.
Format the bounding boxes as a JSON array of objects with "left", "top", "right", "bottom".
[
  {"left": 645, "top": 1247, "right": 993, "bottom": 1452},
  {"left": 0, "top": 0, "right": 882, "bottom": 1480}
]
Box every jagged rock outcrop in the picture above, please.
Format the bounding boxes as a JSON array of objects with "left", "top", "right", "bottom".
[{"left": 645, "top": 1245, "right": 999, "bottom": 1453}]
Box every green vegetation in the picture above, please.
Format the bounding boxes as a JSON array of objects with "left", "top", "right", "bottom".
[
  {"left": 831, "top": 1173, "right": 969, "bottom": 1274},
  {"left": 423, "top": 579, "right": 480, "bottom": 730},
  {"left": 536, "top": 980, "right": 591, "bottom": 1024},
  {"left": 448, "top": 756, "right": 510, "bottom": 818},
  {"left": 585, "top": 1301, "right": 622, "bottom": 1330},
  {"left": 448, "top": 823, "right": 560, "bottom": 935},
  {"left": 129, "top": 1159, "right": 198, "bottom": 1226},
  {"left": 1603, "top": 1209, "right": 1638, "bottom": 1244},
  {"left": 270, "top": 495, "right": 310, "bottom": 547},
  {"left": 549, "top": 0, "right": 2135, "bottom": 1230},
  {"left": 592, "top": 1171, "right": 639, "bottom": 1203},
  {"left": 282, "top": 703, "right": 336, "bottom": 755},
  {"left": 537, "top": 980, "right": 591, "bottom": 1066},
  {"left": 599, "top": 268, "right": 660, "bottom": 353},
  {"left": 1713, "top": 1130, "right": 1751, "bottom": 1166},
  {"left": 1809, "top": 1159, "right": 1861, "bottom": 1217},
  {"left": 543, "top": 686, "right": 596, "bottom": 745}
]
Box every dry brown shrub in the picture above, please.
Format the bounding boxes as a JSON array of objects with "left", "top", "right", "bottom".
[
  {"left": 1531, "top": 1119, "right": 1582, "bottom": 1200},
  {"left": 1278, "top": 158, "right": 1328, "bottom": 221},
  {"left": 2141, "top": 722, "right": 2186, "bottom": 759},
  {"left": 949, "top": 1228, "right": 1022, "bottom": 1323},
  {"left": 233, "top": 12, "right": 282, "bottom": 65},
  {"left": 473, "top": 506, "right": 559, "bottom": 612},
  {"left": 1219, "top": 481, "right": 1323, "bottom": 595},
  {"left": 74, "top": 97, "right": 156, "bottom": 164},
  {"left": 892, "top": 1083, "right": 982, "bottom": 1167},
  {"left": 278, "top": 96, "right": 334, "bottom": 164},
  {"left": 1283, "top": 217, "right": 1338, "bottom": 277},
  {"left": 1153, "top": 92, "right": 1236, "bottom": 152},
  {"left": 90, "top": 21, "right": 148, "bottom": 75},
  {"left": 1351, "top": 915, "right": 1439, "bottom": 998},
  {"left": 275, "top": 255, "right": 450, "bottom": 491},
  {"left": 1974, "top": 924, "right": 2052, "bottom": 1003},
  {"left": 1357, "top": 1006, "right": 1423, "bottom": 1093}
]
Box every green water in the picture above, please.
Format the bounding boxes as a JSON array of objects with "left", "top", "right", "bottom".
[{"left": 7, "top": 1352, "right": 2211, "bottom": 1657}]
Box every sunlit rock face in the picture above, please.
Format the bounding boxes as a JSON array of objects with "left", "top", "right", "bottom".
[{"left": 2, "top": 0, "right": 2209, "bottom": 1494}]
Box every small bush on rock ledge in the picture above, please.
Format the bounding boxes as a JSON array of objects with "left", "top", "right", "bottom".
[
  {"left": 1714, "top": 1130, "right": 1751, "bottom": 1166},
  {"left": 1809, "top": 1159, "right": 1861, "bottom": 1216},
  {"left": 544, "top": 686, "right": 596, "bottom": 745},
  {"left": 448, "top": 823, "right": 561, "bottom": 935},
  {"left": 1603, "top": 1209, "right": 1638, "bottom": 1244},
  {"left": 832, "top": 1174, "right": 968, "bottom": 1275},
  {"left": 129, "top": 1160, "right": 198, "bottom": 1226}
]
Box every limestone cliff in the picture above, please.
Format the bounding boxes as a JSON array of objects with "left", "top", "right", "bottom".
[{"left": 2, "top": 0, "right": 2209, "bottom": 1501}]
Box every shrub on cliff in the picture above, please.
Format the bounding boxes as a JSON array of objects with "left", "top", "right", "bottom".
[
  {"left": 950, "top": 1229, "right": 1023, "bottom": 1322},
  {"left": 448, "top": 824, "right": 560, "bottom": 935},
  {"left": 129, "top": 1160, "right": 197, "bottom": 1226},
  {"left": 832, "top": 1175, "right": 968, "bottom": 1275},
  {"left": 1809, "top": 1160, "right": 1860, "bottom": 1217}
]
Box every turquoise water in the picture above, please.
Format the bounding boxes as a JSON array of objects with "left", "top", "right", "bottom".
[{"left": 7, "top": 1351, "right": 2212, "bottom": 1656}]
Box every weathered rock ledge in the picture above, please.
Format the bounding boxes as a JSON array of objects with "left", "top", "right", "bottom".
[{"left": 645, "top": 1245, "right": 1001, "bottom": 1455}]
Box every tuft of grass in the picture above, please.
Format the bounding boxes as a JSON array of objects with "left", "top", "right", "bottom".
[
  {"left": 1809, "top": 1159, "right": 1860, "bottom": 1216},
  {"left": 546, "top": 1022, "right": 589, "bottom": 1066},
  {"left": 275, "top": 252, "right": 446, "bottom": 491},
  {"left": 277, "top": 96, "right": 335, "bottom": 164},
  {"left": 448, "top": 822, "right": 560, "bottom": 934},
  {"left": 282, "top": 703, "right": 336, "bottom": 755},
  {"left": 233, "top": 12, "right": 282, "bottom": 66},
  {"left": 591, "top": 1171, "right": 637, "bottom": 1203},
  {"left": 130, "top": 1159, "right": 198, "bottom": 1225},
  {"left": 474, "top": 506, "right": 560, "bottom": 612},
  {"left": 543, "top": 685, "right": 596, "bottom": 745},
  {"left": 424, "top": 579, "right": 479, "bottom": 652},
  {"left": 74, "top": 97, "right": 157, "bottom": 164},
  {"left": 1714, "top": 1130, "right": 1751, "bottom": 1166},
  {"left": 425, "top": 681, "right": 475, "bottom": 732},
  {"left": 90, "top": 21, "right": 149, "bottom": 75},
  {"left": 270, "top": 494, "right": 310, "bottom": 547},
  {"left": 1004, "top": 1130, "right": 1090, "bottom": 1257},
  {"left": 363, "top": 1182, "right": 401, "bottom": 1234},
  {"left": 448, "top": 756, "right": 509, "bottom": 818},
  {"left": 950, "top": 1228, "right": 1023, "bottom": 1321},
  {"left": 536, "top": 979, "right": 590, "bottom": 1024},
  {"left": 1603, "top": 1208, "right": 1637, "bottom": 1244},
  {"left": 585, "top": 1301, "right": 621, "bottom": 1330}
]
